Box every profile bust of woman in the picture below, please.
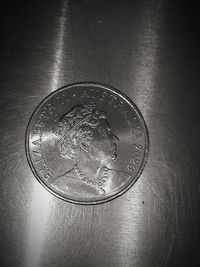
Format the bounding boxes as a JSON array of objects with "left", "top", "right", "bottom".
[{"left": 52, "top": 102, "right": 129, "bottom": 196}]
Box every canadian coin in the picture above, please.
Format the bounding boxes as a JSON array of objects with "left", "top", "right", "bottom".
[{"left": 26, "top": 83, "right": 149, "bottom": 204}]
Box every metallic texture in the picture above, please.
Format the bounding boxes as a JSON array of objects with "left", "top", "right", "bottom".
[
  {"left": 0, "top": 0, "right": 200, "bottom": 266},
  {"left": 26, "top": 83, "right": 148, "bottom": 204}
]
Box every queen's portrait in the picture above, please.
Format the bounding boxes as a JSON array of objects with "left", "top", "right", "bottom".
[{"left": 52, "top": 102, "right": 130, "bottom": 197}]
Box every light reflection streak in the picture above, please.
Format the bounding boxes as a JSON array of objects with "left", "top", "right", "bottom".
[
  {"left": 26, "top": 182, "right": 52, "bottom": 267},
  {"left": 116, "top": 2, "right": 165, "bottom": 265},
  {"left": 132, "top": 2, "right": 165, "bottom": 120},
  {"left": 51, "top": 0, "right": 69, "bottom": 91},
  {"left": 27, "top": 1, "right": 69, "bottom": 266},
  {"left": 30, "top": 132, "right": 54, "bottom": 146}
]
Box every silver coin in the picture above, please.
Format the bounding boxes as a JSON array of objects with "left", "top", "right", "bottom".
[{"left": 26, "top": 83, "right": 149, "bottom": 204}]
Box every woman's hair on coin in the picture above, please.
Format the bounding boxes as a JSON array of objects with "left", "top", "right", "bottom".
[{"left": 53, "top": 103, "right": 106, "bottom": 159}]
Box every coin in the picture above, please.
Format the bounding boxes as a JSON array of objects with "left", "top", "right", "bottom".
[{"left": 26, "top": 83, "right": 149, "bottom": 204}]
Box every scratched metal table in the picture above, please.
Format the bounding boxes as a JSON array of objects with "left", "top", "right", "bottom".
[{"left": 0, "top": 1, "right": 200, "bottom": 266}]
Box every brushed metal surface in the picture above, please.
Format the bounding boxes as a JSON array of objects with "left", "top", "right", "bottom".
[{"left": 0, "top": 0, "right": 200, "bottom": 266}]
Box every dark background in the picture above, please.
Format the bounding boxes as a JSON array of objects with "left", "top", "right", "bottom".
[{"left": 0, "top": 0, "right": 200, "bottom": 266}]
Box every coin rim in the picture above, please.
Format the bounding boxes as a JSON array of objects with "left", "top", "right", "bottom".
[{"left": 25, "top": 82, "right": 149, "bottom": 205}]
